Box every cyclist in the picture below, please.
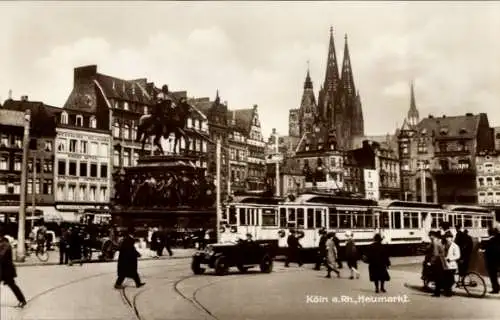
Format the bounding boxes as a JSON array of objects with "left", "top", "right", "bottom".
[{"left": 36, "top": 223, "right": 48, "bottom": 255}]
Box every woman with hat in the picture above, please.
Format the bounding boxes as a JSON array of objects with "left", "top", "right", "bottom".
[
  {"left": 325, "top": 232, "right": 341, "bottom": 278},
  {"left": 344, "top": 231, "right": 360, "bottom": 279},
  {"left": 364, "top": 234, "right": 390, "bottom": 293}
]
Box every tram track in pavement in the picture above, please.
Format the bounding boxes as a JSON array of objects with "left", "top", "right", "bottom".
[{"left": 21, "top": 259, "right": 188, "bottom": 313}]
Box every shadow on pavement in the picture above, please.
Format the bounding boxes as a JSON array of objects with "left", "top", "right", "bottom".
[{"left": 404, "top": 283, "right": 500, "bottom": 300}]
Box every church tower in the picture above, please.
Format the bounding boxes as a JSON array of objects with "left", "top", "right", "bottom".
[
  {"left": 298, "top": 67, "right": 318, "bottom": 136},
  {"left": 407, "top": 81, "right": 419, "bottom": 128},
  {"left": 318, "top": 26, "right": 341, "bottom": 126}
]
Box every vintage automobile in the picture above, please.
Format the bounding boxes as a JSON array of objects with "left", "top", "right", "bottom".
[{"left": 191, "top": 239, "right": 278, "bottom": 276}]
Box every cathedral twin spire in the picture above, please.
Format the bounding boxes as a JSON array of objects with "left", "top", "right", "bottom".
[{"left": 297, "top": 27, "right": 364, "bottom": 149}]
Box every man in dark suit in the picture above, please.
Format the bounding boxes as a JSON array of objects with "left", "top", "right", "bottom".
[
  {"left": 481, "top": 228, "right": 500, "bottom": 294},
  {"left": 285, "top": 229, "right": 302, "bottom": 267},
  {"left": 0, "top": 224, "right": 27, "bottom": 308},
  {"left": 114, "top": 227, "right": 145, "bottom": 289},
  {"left": 314, "top": 228, "right": 327, "bottom": 270}
]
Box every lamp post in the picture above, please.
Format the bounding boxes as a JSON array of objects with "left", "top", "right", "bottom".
[
  {"left": 17, "top": 110, "right": 31, "bottom": 262},
  {"left": 274, "top": 130, "right": 280, "bottom": 197},
  {"left": 215, "top": 138, "right": 221, "bottom": 243}
]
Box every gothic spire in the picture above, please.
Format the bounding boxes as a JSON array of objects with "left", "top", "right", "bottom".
[
  {"left": 340, "top": 33, "right": 355, "bottom": 96},
  {"left": 407, "top": 81, "right": 419, "bottom": 127},
  {"left": 304, "top": 63, "right": 313, "bottom": 89},
  {"left": 214, "top": 89, "right": 220, "bottom": 104},
  {"left": 323, "top": 26, "right": 340, "bottom": 94}
]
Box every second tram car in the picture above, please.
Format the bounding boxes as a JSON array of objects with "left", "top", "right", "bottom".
[{"left": 220, "top": 192, "right": 496, "bottom": 259}]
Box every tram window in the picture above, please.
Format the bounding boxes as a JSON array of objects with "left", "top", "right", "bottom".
[
  {"left": 365, "top": 214, "right": 373, "bottom": 228},
  {"left": 262, "top": 209, "right": 277, "bottom": 227},
  {"left": 481, "top": 216, "right": 490, "bottom": 228},
  {"left": 247, "top": 209, "right": 253, "bottom": 226},
  {"left": 239, "top": 208, "right": 246, "bottom": 226},
  {"left": 307, "top": 209, "right": 314, "bottom": 229},
  {"left": 411, "top": 212, "right": 419, "bottom": 229},
  {"left": 297, "top": 208, "right": 305, "bottom": 228},
  {"left": 339, "top": 212, "right": 351, "bottom": 229},
  {"left": 380, "top": 211, "right": 390, "bottom": 228},
  {"left": 279, "top": 208, "right": 287, "bottom": 227},
  {"left": 464, "top": 215, "right": 473, "bottom": 228},
  {"left": 328, "top": 208, "right": 338, "bottom": 228},
  {"left": 255, "top": 209, "right": 259, "bottom": 226},
  {"left": 315, "top": 210, "right": 322, "bottom": 228},
  {"left": 392, "top": 212, "right": 401, "bottom": 229},
  {"left": 431, "top": 213, "right": 437, "bottom": 228},
  {"left": 353, "top": 212, "right": 364, "bottom": 228},
  {"left": 288, "top": 208, "right": 296, "bottom": 222},
  {"left": 403, "top": 212, "right": 411, "bottom": 228},
  {"left": 229, "top": 207, "right": 237, "bottom": 224}
]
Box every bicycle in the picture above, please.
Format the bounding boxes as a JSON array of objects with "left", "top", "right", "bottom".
[
  {"left": 422, "top": 270, "right": 487, "bottom": 298},
  {"left": 25, "top": 241, "right": 50, "bottom": 262}
]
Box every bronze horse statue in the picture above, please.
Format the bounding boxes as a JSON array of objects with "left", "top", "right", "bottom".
[{"left": 136, "top": 86, "right": 192, "bottom": 155}]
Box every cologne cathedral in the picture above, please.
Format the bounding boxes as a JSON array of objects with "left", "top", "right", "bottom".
[{"left": 289, "top": 27, "right": 364, "bottom": 151}]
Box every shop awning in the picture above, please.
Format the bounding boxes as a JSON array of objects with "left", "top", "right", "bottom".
[{"left": 0, "top": 206, "right": 78, "bottom": 222}]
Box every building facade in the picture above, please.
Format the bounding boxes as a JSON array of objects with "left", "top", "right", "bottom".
[
  {"left": 399, "top": 112, "right": 493, "bottom": 204},
  {"left": 294, "top": 127, "right": 343, "bottom": 190},
  {"left": 363, "top": 169, "right": 379, "bottom": 200},
  {"left": 476, "top": 150, "right": 500, "bottom": 206},
  {"left": 54, "top": 108, "right": 112, "bottom": 217}
]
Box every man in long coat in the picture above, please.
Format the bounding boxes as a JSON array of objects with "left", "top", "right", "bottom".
[
  {"left": 0, "top": 224, "right": 27, "bottom": 307},
  {"left": 314, "top": 228, "right": 327, "bottom": 271},
  {"left": 114, "top": 227, "right": 145, "bottom": 289},
  {"left": 325, "top": 232, "right": 341, "bottom": 278}
]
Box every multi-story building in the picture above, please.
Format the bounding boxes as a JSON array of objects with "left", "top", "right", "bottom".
[
  {"left": 1, "top": 98, "right": 66, "bottom": 221},
  {"left": 54, "top": 107, "right": 112, "bottom": 218},
  {"left": 343, "top": 150, "right": 363, "bottom": 195},
  {"left": 62, "top": 65, "right": 209, "bottom": 195},
  {"left": 294, "top": 127, "right": 343, "bottom": 190},
  {"left": 190, "top": 92, "right": 230, "bottom": 197},
  {"left": 266, "top": 157, "right": 306, "bottom": 196},
  {"left": 493, "top": 127, "right": 500, "bottom": 151},
  {"left": 288, "top": 109, "right": 300, "bottom": 138},
  {"left": 476, "top": 150, "right": 500, "bottom": 206},
  {"left": 227, "top": 111, "right": 248, "bottom": 193},
  {"left": 399, "top": 111, "right": 493, "bottom": 204},
  {"left": 230, "top": 105, "right": 266, "bottom": 191},
  {"left": 363, "top": 169, "right": 379, "bottom": 200}
]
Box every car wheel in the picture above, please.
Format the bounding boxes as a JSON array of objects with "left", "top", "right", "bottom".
[
  {"left": 237, "top": 265, "right": 249, "bottom": 273},
  {"left": 191, "top": 258, "right": 205, "bottom": 275},
  {"left": 215, "top": 256, "right": 228, "bottom": 276},
  {"left": 260, "top": 255, "right": 273, "bottom": 273}
]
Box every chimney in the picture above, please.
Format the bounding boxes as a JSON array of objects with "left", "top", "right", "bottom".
[
  {"left": 253, "top": 104, "right": 258, "bottom": 110},
  {"left": 272, "top": 128, "right": 276, "bottom": 135},
  {"left": 21, "top": 95, "right": 28, "bottom": 102},
  {"left": 231, "top": 110, "right": 236, "bottom": 126},
  {"left": 8, "top": 89, "right": 12, "bottom": 100}
]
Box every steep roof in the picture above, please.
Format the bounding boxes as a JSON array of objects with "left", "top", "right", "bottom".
[
  {"left": 0, "top": 108, "right": 25, "bottom": 127},
  {"left": 229, "top": 108, "right": 253, "bottom": 134},
  {"left": 95, "top": 74, "right": 152, "bottom": 104},
  {"left": 417, "top": 113, "right": 483, "bottom": 139},
  {"left": 295, "top": 125, "right": 337, "bottom": 154},
  {"left": 189, "top": 98, "right": 212, "bottom": 117}
]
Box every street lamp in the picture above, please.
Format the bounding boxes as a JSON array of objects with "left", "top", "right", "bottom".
[
  {"left": 16, "top": 110, "right": 31, "bottom": 262},
  {"left": 215, "top": 138, "right": 221, "bottom": 243},
  {"left": 274, "top": 130, "right": 280, "bottom": 197}
]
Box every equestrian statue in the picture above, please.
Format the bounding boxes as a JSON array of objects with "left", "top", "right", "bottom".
[{"left": 136, "top": 85, "right": 192, "bottom": 155}]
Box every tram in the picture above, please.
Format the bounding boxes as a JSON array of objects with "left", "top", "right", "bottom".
[{"left": 220, "top": 192, "right": 496, "bottom": 259}]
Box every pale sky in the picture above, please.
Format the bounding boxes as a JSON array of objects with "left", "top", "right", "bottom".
[{"left": 1, "top": 1, "right": 500, "bottom": 139}]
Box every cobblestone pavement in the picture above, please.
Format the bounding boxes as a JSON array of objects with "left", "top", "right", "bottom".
[{"left": 2, "top": 255, "right": 499, "bottom": 320}]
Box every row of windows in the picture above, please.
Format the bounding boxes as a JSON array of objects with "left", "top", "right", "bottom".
[
  {"left": 477, "top": 177, "right": 500, "bottom": 187},
  {"left": 26, "top": 179, "right": 53, "bottom": 195},
  {"left": 57, "top": 160, "right": 108, "bottom": 178},
  {"left": 56, "top": 184, "right": 108, "bottom": 202},
  {"left": 60, "top": 113, "right": 97, "bottom": 128},
  {"left": 57, "top": 138, "right": 109, "bottom": 157},
  {"left": 477, "top": 163, "right": 500, "bottom": 172},
  {"left": 228, "top": 207, "right": 493, "bottom": 230},
  {"left": 1, "top": 134, "right": 23, "bottom": 149},
  {"left": 0, "top": 182, "right": 20, "bottom": 195},
  {"left": 0, "top": 156, "right": 53, "bottom": 173}
]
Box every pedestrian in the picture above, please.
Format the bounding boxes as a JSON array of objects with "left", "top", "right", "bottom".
[
  {"left": 481, "top": 228, "right": 500, "bottom": 294},
  {"left": 440, "top": 231, "right": 461, "bottom": 297},
  {"left": 147, "top": 227, "right": 154, "bottom": 249},
  {"left": 68, "top": 226, "right": 83, "bottom": 266},
  {"left": 427, "top": 231, "right": 446, "bottom": 297},
  {"left": 151, "top": 226, "right": 164, "bottom": 257},
  {"left": 0, "top": 224, "right": 27, "bottom": 308},
  {"left": 454, "top": 226, "right": 473, "bottom": 282},
  {"left": 59, "top": 227, "right": 70, "bottom": 265},
  {"left": 325, "top": 232, "right": 341, "bottom": 278},
  {"left": 364, "top": 234, "right": 390, "bottom": 293},
  {"left": 163, "top": 229, "right": 173, "bottom": 256},
  {"left": 114, "top": 227, "right": 145, "bottom": 289},
  {"left": 345, "top": 232, "right": 360, "bottom": 279},
  {"left": 314, "top": 228, "right": 327, "bottom": 271},
  {"left": 332, "top": 232, "right": 343, "bottom": 269},
  {"left": 285, "top": 229, "right": 303, "bottom": 267},
  {"left": 36, "top": 222, "right": 47, "bottom": 255}
]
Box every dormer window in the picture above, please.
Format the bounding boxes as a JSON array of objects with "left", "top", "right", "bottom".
[
  {"left": 75, "top": 115, "right": 83, "bottom": 127},
  {"left": 143, "top": 106, "right": 148, "bottom": 115},
  {"left": 112, "top": 81, "right": 116, "bottom": 90},
  {"left": 421, "top": 128, "right": 427, "bottom": 135},
  {"left": 61, "top": 112, "right": 68, "bottom": 125},
  {"left": 132, "top": 85, "right": 136, "bottom": 95},
  {"left": 459, "top": 128, "right": 467, "bottom": 134},
  {"left": 114, "top": 101, "right": 119, "bottom": 109},
  {"left": 439, "top": 128, "right": 448, "bottom": 135},
  {"left": 305, "top": 145, "right": 310, "bottom": 151},
  {"left": 90, "top": 116, "right": 97, "bottom": 129},
  {"left": 124, "top": 102, "right": 129, "bottom": 111}
]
